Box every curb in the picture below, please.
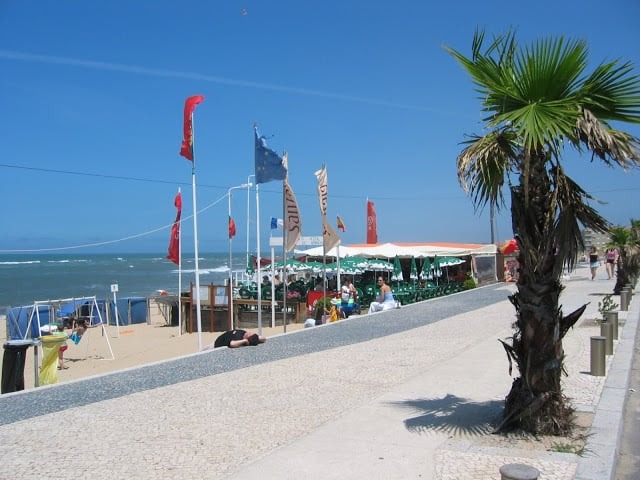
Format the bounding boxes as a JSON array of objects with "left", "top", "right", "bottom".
[{"left": 575, "top": 291, "right": 639, "bottom": 480}]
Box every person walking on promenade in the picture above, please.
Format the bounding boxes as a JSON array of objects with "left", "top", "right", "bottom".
[
  {"left": 589, "top": 246, "right": 600, "bottom": 280},
  {"left": 368, "top": 277, "right": 396, "bottom": 314},
  {"left": 605, "top": 247, "right": 618, "bottom": 279}
]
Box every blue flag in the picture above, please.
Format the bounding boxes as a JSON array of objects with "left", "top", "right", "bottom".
[
  {"left": 255, "top": 126, "right": 286, "bottom": 184},
  {"left": 270, "top": 217, "right": 284, "bottom": 229}
]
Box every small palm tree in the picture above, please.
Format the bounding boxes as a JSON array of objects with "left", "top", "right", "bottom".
[
  {"left": 608, "top": 225, "right": 632, "bottom": 293},
  {"left": 608, "top": 220, "right": 640, "bottom": 293},
  {"left": 445, "top": 31, "right": 640, "bottom": 434}
]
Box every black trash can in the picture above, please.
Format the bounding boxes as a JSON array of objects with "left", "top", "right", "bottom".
[{"left": 2, "top": 340, "right": 34, "bottom": 394}]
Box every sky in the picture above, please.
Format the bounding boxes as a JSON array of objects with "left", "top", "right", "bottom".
[{"left": 1, "top": 0, "right": 639, "bottom": 255}]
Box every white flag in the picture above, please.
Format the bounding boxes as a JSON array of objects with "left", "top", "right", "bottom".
[
  {"left": 284, "top": 177, "right": 301, "bottom": 252},
  {"left": 321, "top": 216, "right": 340, "bottom": 253},
  {"left": 314, "top": 164, "right": 328, "bottom": 216},
  {"left": 314, "top": 163, "right": 340, "bottom": 253}
]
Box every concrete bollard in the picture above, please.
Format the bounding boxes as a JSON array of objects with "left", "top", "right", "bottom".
[
  {"left": 500, "top": 463, "right": 540, "bottom": 480},
  {"left": 603, "top": 311, "right": 619, "bottom": 340},
  {"left": 591, "top": 336, "right": 606, "bottom": 376},
  {"left": 600, "top": 322, "right": 614, "bottom": 355},
  {"left": 620, "top": 290, "right": 629, "bottom": 311}
]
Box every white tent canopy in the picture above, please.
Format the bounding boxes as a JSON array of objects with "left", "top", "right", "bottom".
[{"left": 297, "top": 242, "right": 497, "bottom": 259}]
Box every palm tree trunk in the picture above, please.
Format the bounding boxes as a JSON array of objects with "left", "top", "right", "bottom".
[{"left": 499, "top": 166, "right": 581, "bottom": 434}]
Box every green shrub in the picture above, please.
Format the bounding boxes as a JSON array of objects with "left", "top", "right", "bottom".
[
  {"left": 598, "top": 294, "right": 619, "bottom": 319},
  {"left": 314, "top": 296, "right": 335, "bottom": 321},
  {"left": 462, "top": 276, "right": 476, "bottom": 290}
]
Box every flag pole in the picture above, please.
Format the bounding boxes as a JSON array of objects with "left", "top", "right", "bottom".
[
  {"left": 256, "top": 183, "right": 263, "bottom": 336},
  {"left": 282, "top": 177, "right": 288, "bottom": 334},
  {"left": 191, "top": 130, "right": 203, "bottom": 351},
  {"left": 228, "top": 183, "right": 252, "bottom": 330},
  {"left": 228, "top": 188, "right": 234, "bottom": 330},
  {"left": 178, "top": 187, "right": 182, "bottom": 337},
  {"left": 270, "top": 230, "right": 276, "bottom": 328},
  {"left": 336, "top": 242, "right": 341, "bottom": 295},
  {"left": 247, "top": 174, "right": 254, "bottom": 283}
]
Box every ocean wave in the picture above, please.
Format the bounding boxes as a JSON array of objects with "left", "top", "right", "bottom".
[
  {"left": 177, "top": 268, "right": 229, "bottom": 275},
  {"left": 0, "top": 260, "right": 41, "bottom": 265},
  {"left": 46, "top": 259, "right": 90, "bottom": 264}
]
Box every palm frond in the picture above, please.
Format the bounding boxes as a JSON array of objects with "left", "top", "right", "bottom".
[
  {"left": 551, "top": 166, "right": 609, "bottom": 270},
  {"left": 581, "top": 60, "right": 640, "bottom": 123},
  {"left": 575, "top": 109, "right": 640, "bottom": 167},
  {"left": 456, "top": 129, "right": 518, "bottom": 210}
]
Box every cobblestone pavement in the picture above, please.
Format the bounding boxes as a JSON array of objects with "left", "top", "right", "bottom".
[
  {"left": 0, "top": 270, "right": 634, "bottom": 480},
  {"left": 434, "top": 275, "right": 619, "bottom": 480}
]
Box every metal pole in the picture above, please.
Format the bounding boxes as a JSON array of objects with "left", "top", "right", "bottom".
[
  {"left": 112, "top": 288, "right": 120, "bottom": 337},
  {"left": 620, "top": 290, "right": 629, "bottom": 311},
  {"left": 228, "top": 189, "right": 233, "bottom": 330},
  {"left": 228, "top": 183, "right": 252, "bottom": 330},
  {"left": 601, "top": 321, "right": 613, "bottom": 355},
  {"left": 191, "top": 164, "right": 203, "bottom": 351},
  {"left": 590, "top": 336, "right": 606, "bottom": 376},
  {"left": 246, "top": 174, "right": 255, "bottom": 282},
  {"left": 499, "top": 463, "right": 539, "bottom": 480},
  {"left": 603, "top": 311, "right": 619, "bottom": 340},
  {"left": 177, "top": 187, "right": 182, "bottom": 336},
  {"left": 256, "top": 184, "right": 263, "bottom": 336}
]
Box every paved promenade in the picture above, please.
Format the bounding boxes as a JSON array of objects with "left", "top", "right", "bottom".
[{"left": 0, "top": 267, "right": 636, "bottom": 479}]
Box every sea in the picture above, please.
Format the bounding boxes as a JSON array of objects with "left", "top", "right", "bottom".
[{"left": 0, "top": 252, "right": 252, "bottom": 314}]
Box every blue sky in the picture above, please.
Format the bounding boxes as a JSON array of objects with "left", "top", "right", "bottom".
[{"left": 1, "top": 0, "right": 639, "bottom": 255}]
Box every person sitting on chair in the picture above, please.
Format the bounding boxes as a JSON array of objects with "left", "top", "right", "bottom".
[
  {"left": 209, "top": 329, "right": 266, "bottom": 349},
  {"left": 367, "top": 277, "right": 396, "bottom": 314},
  {"left": 340, "top": 278, "right": 360, "bottom": 317}
]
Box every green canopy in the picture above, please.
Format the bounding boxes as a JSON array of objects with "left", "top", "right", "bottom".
[
  {"left": 420, "top": 257, "right": 431, "bottom": 280},
  {"left": 245, "top": 256, "right": 255, "bottom": 275},
  {"left": 410, "top": 257, "right": 418, "bottom": 280},
  {"left": 326, "top": 259, "right": 365, "bottom": 275},
  {"left": 432, "top": 255, "right": 442, "bottom": 284},
  {"left": 437, "top": 256, "right": 464, "bottom": 267},
  {"left": 271, "top": 259, "right": 314, "bottom": 273},
  {"left": 391, "top": 255, "right": 404, "bottom": 281},
  {"left": 365, "top": 258, "right": 394, "bottom": 272}
]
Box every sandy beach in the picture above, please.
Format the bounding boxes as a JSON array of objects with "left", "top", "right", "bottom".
[{"left": 1, "top": 300, "right": 307, "bottom": 392}]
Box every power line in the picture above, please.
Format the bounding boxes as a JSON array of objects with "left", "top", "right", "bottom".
[{"left": 0, "top": 190, "right": 228, "bottom": 254}]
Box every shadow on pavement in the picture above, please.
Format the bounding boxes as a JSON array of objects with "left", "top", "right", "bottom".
[{"left": 390, "top": 393, "right": 503, "bottom": 436}]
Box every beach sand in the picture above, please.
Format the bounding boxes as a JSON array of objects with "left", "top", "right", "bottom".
[{"left": 1, "top": 300, "right": 307, "bottom": 392}]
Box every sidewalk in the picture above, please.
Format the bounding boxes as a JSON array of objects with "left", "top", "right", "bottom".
[{"left": 0, "top": 267, "right": 635, "bottom": 479}]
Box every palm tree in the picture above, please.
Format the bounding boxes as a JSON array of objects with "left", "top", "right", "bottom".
[
  {"left": 608, "top": 220, "right": 640, "bottom": 293},
  {"left": 608, "top": 226, "right": 632, "bottom": 293},
  {"left": 445, "top": 31, "right": 640, "bottom": 434}
]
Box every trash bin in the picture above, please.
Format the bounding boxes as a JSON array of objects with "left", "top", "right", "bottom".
[
  {"left": 2, "top": 339, "right": 35, "bottom": 394},
  {"left": 38, "top": 334, "right": 67, "bottom": 386}
]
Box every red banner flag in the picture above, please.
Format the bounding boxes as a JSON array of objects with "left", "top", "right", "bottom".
[
  {"left": 179, "top": 95, "right": 205, "bottom": 161},
  {"left": 366, "top": 200, "right": 377, "bottom": 244},
  {"left": 229, "top": 216, "right": 237, "bottom": 239},
  {"left": 167, "top": 192, "right": 182, "bottom": 264},
  {"left": 337, "top": 215, "right": 346, "bottom": 232}
]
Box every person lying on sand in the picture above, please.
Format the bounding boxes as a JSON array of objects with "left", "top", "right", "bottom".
[{"left": 208, "top": 329, "right": 267, "bottom": 349}]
